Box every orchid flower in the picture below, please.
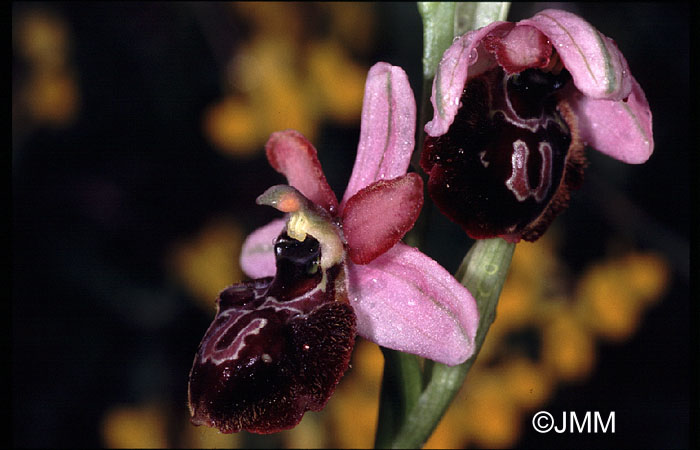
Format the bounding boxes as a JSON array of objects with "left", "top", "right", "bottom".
[
  {"left": 420, "top": 9, "right": 653, "bottom": 242},
  {"left": 188, "top": 62, "right": 479, "bottom": 434}
]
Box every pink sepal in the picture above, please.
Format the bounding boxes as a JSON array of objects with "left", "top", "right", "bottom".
[
  {"left": 346, "top": 242, "right": 479, "bottom": 366},
  {"left": 569, "top": 77, "right": 653, "bottom": 163},
  {"left": 239, "top": 218, "right": 286, "bottom": 279},
  {"left": 520, "top": 9, "right": 633, "bottom": 100},
  {"left": 341, "top": 62, "right": 416, "bottom": 208}
]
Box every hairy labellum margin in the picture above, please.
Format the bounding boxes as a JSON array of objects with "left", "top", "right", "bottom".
[
  {"left": 421, "top": 65, "right": 586, "bottom": 242},
  {"left": 188, "top": 232, "right": 356, "bottom": 434}
]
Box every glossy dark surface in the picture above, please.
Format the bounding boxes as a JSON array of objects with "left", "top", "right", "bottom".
[
  {"left": 188, "top": 234, "right": 356, "bottom": 433},
  {"left": 421, "top": 67, "right": 573, "bottom": 240}
]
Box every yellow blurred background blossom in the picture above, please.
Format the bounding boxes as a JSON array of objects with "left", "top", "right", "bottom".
[
  {"left": 13, "top": 7, "right": 80, "bottom": 132},
  {"left": 166, "top": 216, "right": 245, "bottom": 312},
  {"left": 102, "top": 401, "right": 242, "bottom": 449},
  {"left": 202, "top": 2, "right": 374, "bottom": 158},
  {"left": 101, "top": 402, "right": 169, "bottom": 449}
]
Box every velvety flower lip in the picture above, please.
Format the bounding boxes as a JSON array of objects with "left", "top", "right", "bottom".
[
  {"left": 426, "top": 8, "right": 653, "bottom": 163},
  {"left": 189, "top": 225, "right": 356, "bottom": 434},
  {"left": 420, "top": 8, "right": 653, "bottom": 243},
  {"left": 241, "top": 62, "right": 480, "bottom": 366}
]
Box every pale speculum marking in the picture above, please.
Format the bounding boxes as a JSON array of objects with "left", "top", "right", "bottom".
[
  {"left": 505, "top": 139, "right": 552, "bottom": 202},
  {"left": 200, "top": 279, "right": 326, "bottom": 366},
  {"left": 203, "top": 312, "right": 270, "bottom": 365}
]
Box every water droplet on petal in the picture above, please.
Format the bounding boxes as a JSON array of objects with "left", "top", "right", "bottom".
[{"left": 468, "top": 48, "right": 478, "bottom": 65}]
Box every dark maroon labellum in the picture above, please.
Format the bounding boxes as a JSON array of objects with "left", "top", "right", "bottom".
[
  {"left": 421, "top": 65, "right": 585, "bottom": 241},
  {"left": 188, "top": 232, "right": 356, "bottom": 434}
]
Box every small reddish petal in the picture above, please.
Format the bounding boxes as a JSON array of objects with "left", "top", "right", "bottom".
[
  {"left": 347, "top": 243, "right": 479, "bottom": 366},
  {"left": 520, "top": 9, "right": 633, "bottom": 100},
  {"left": 340, "top": 63, "right": 417, "bottom": 209},
  {"left": 341, "top": 173, "right": 423, "bottom": 265},
  {"left": 568, "top": 77, "right": 653, "bottom": 163},
  {"left": 484, "top": 24, "right": 552, "bottom": 74},
  {"left": 265, "top": 130, "right": 338, "bottom": 213},
  {"left": 240, "top": 219, "right": 286, "bottom": 279}
]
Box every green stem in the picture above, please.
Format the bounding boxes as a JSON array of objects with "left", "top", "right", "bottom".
[
  {"left": 375, "top": 3, "right": 512, "bottom": 448},
  {"left": 374, "top": 349, "right": 423, "bottom": 448},
  {"left": 391, "top": 238, "right": 515, "bottom": 448},
  {"left": 453, "top": 1, "right": 512, "bottom": 35},
  {"left": 410, "top": 2, "right": 456, "bottom": 173}
]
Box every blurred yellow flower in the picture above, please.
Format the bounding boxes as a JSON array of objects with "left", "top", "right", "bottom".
[
  {"left": 502, "top": 357, "right": 554, "bottom": 410},
  {"left": 491, "top": 276, "right": 537, "bottom": 330},
  {"left": 281, "top": 413, "right": 328, "bottom": 449},
  {"left": 542, "top": 309, "right": 597, "bottom": 382},
  {"left": 461, "top": 375, "right": 522, "bottom": 449},
  {"left": 202, "top": 3, "right": 374, "bottom": 158},
  {"left": 307, "top": 40, "right": 368, "bottom": 124},
  {"left": 326, "top": 339, "right": 382, "bottom": 448},
  {"left": 24, "top": 70, "right": 80, "bottom": 126},
  {"left": 203, "top": 95, "right": 260, "bottom": 155},
  {"left": 231, "top": 2, "right": 305, "bottom": 40},
  {"left": 101, "top": 403, "right": 168, "bottom": 449},
  {"left": 102, "top": 401, "right": 243, "bottom": 448},
  {"left": 620, "top": 252, "right": 669, "bottom": 305},
  {"left": 575, "top": 252, "right": 669, "bottom": 342},
  {"left": 166, "top": 217, "right": 245, "bottom": 311},
  {"left": 324, "top": 2, "right": 376, "bottom": 54},
  {"left": 13, "top": 7, "right": 81, "bottom": 130},
  {"left": 424, "top": 404, "right": 469, "bottom": 449},
  {"left": 14, "top": 8, "right": 69, "bottom": 70},
  {"left": 182, "top": 422, "right": 240, "bottom": 449}
]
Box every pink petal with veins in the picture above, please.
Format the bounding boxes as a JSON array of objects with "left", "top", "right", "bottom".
[
  {"left": 340, "top": 63, "right": 417, "bottom": 209},
  {"left": 341, "top": 173, "right": 423, "bottom": 265},
  {"left": 266, "top": 130, "right": 338, "bottom": 213},
  {"left": 240, "top": 218, "right": 286, "bottom": 279},
  {"left": 520, "top": 9, "right": 632, "bottom": 100},
  {"left": 347, "top": 242, "right": 479, "bottom": 366},
  {"left": 425, "top": 21, "right": 512, "bottom": 137},
  {"left": 569, "top": 77, "right": 653, "bottom": 163}
]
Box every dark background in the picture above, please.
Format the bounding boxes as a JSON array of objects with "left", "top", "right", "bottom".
[{"left": 11, "top": 2, "right": 693, "bottom": 448}]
